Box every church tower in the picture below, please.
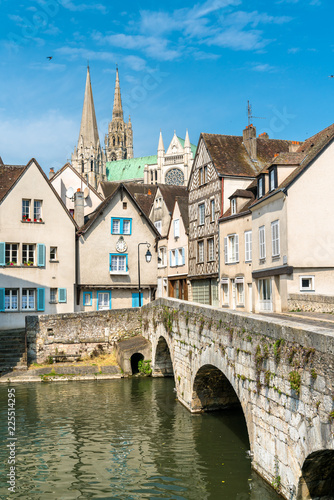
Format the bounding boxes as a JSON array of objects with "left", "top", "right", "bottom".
[
  {"left": 105, "top": 68, "right": 133, "bottom": 161},
  {"left": 71, "top": 66, "right": 105, "bottom": 188}
]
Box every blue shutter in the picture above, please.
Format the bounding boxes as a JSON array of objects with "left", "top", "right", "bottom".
[
  {"left": 132, "top": 292, "right": 143, "bottom": 308},
  {"left": 175, "top": 250, "right": 179, "bottom": 266},
  {"left": 0, "top": 288, "right": 5, "bottom": 311},
  {"left": 169, "top": 251, "right": 173, "bottom": 267},
  {"left": 235, "top": 235, "right": 239, "bottom": 262},
  {"left": 0, "top": 243, "right": 5, "bottom": 265},
  {"left": 224, "top": 237, "right": 228, "bottom": 264},
  {"left": 37, "top": 288, "right": 45, "bottom": 311},
  {"left": 58, "top": 288, "right": 67, "bottom": 303},
  {"left": 182, "top": 248, "right": 185, "bottom": 265},
  {"left": 37, "top": 244, "right": 45, "bottom": 267}
]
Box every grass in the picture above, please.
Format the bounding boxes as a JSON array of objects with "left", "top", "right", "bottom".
[{"left": 29, "top": 350, "right": 118, "bottom": 371}]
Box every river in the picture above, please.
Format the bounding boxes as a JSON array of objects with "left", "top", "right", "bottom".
[{"left": 0, "top": 378, "right": 281, "bottom": 499}]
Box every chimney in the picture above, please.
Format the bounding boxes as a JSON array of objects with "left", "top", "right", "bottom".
[
  {"left": 259, "top": 132, "right": 269, "bottom": 139},
  {"left": 49, "top": 167, "right": 55, "bottom": 179},
  {"left": 74, "top": 189, "right": 85, "bottom": 228},
  {"left": 289, "top": 140, "right": 302, "bottom": 153},
  {"left": 243, "top": 124, "right": 257, "bottom": 160}
]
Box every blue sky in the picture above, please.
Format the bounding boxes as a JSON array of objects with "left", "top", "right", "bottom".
[{"left": 0, "top": 0, "right": 333, "bottom": 172}]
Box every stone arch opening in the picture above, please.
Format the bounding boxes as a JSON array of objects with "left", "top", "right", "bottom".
[
  {"left": 297, "top": 450, "right": 334, "bottom": 499},
  {"left": 154, "top": 336, "right": 174, "bottom": 377},
  {"left": 192, "top": 364, "right": 241, "bottom": 412},
  {"left": 130, "top": 353, "right": 144, "bottom": 375}
]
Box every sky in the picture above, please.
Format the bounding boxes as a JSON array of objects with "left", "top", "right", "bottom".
[{"left": 0, "top": 0, "right": 333, "bottom": 173}]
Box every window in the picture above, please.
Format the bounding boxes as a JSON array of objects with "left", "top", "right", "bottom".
[
  {"left": 300, "top": 276, "right": 315, "bottom": 291},
  {"left": 110, "top": 254, "right": 127, "bottom": 273},
  {"left": 236, "top": 277, "right": 244, "bottom": 306},
  {"left": 155, "top": 197, "right": 162, "bottom": 208},
  {"left": 198, "top": 241, "right": 204, "bottom": 262},
  {"left": 271, "top": 220, "right": 280, "bottom": 257},
  {"left": 231, "top": 198, "right": 236, "bottom": 215},
  {"left": 5, "top": 289, "right": 18, "bottom": 310},
  {"left": 171, "top": 249, "right": 176, "bottom": 267},
  {"left": 50, "top": 247, "right": 57, "bottom": 261},
  {"left": 22, "top": 244, "right": 35, "bottom": 265},
  {"left": 210, "top": 199, "right": 215, "bottom": 222},
  {"left": 174, "top": 219, "right": 180, "bottom": 238},
  {"left": 158, "top": 246, "right": 167, "bottom": 267},
  {"left": 221, "top": 279, "right": 229, "bottom": 306},
  {"left": 154, "top": 220, "right": 162, "bottom": 234},
  {"left": 5, "top": 244, "right": 18, "bottom": 264},
  {"left": 198, "top": 203, "right": 205, "bottom": 225},
  {"left": 97, "top": 291, "right": 111, "bottom": 310},
  {"left": 224, "top": 234, "right": 239, "bottom": 264},
  {"left": 208, "top": 238, "right": 214, "bottom": 261},
  {"left": 258, "top": 176, "right": 264, "bottom": 198},
  {"left": 22, "top": 199, "right": 30, "bottom": 220},
  {"left": 111, "top": 218, "right": 132, "bottom": 235},
  {"left": 259, "top": 226, "right": 266, "bottom": 260},
  {"left": 83, "top": 292, "right": 92, "bottom": 306},
  {"left": 22, "top": 289, "right": 35, "bottom": 310},
  {"left": 199, "top": 167, "right": 203, "bottom": 185},
  {"left": 204, "top": 165, "right": 208, "bottom": 183},
  {"left": 50, "top": 288, "right": 57, "bottom": 304},
  {"left": 123, "top": 202, "right": 127, "bottom": 210},
  {"left": 34, "top": 200, "right": 42, "bottom": 220},
  {"left": 269, "top": 167, "right": 277, "bottom": 192},
  {"left": 245, "top": 231, "right": 252, "bottom": 262},
  {"left": 178, "top": 248, "right": 184, "bottom": 266}
]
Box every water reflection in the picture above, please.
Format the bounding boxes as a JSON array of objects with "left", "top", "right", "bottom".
[{"left": 0, "top": 379, "right": 280, "bottom": 499}]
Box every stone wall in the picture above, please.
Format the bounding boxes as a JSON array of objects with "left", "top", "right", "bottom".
[
  {"left": 141, "top": 298, "right": 334, "bottom": 500},
  {"left": 26, "top": 309, "right": 142, "bottom": 363},
  {"left": 288, "top": 293, "right": 334, "bottom": 313}
]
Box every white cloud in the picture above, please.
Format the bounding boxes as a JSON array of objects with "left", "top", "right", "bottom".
[
  {"left": 0, "top": 110, "right": 78, "bottom": 171},
  {"left": 56, "top": 46, "right": 115, "bottom": 62},
  {"left": 252, "top": 63, "right": 277, "bottom": 72},
  {"left": 28, "top": 62, "right": 67, "bottom": 72},
  {"left": 288, "top": 47, "right": 300, "bottom": 54}
]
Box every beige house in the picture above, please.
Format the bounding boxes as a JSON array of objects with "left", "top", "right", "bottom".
[
  {"left": 166, "top": 195, "right": 189, "bottom": 300},
  {"left": 188, "top": 125, "right": 292, "bottom": 306},
  {"left": 250, "top": 124, "right": 334, "bottom": 313},
  {"left": 219, "top": 190, "right": 254, "bottom": 311},
  {"left": 77, "top": 183, "right": 160, "bottom": 310},
  {"left": 50, "top": 162, "right": 104, "bottom": 219},
  {"left": 0, "top": 158, "right": 77, "bottom": 329}
]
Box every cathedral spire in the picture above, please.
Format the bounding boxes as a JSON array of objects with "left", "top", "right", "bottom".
[
  {"left": 158, "top": 130, "right": 165, "bottom": 152},
  {"left": 112, "top": 66, "right": 124, "bottom": 120},
  {"left": 78, "top": 66, "right": 100, "bottom": 148}
]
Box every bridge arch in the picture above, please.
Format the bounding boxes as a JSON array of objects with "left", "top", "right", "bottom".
[
  {"left": 153, "top": 335, "right": 174, "bottom": 377},
  {"left": 297, "top": 449, "right": 334, "bottom": 499}
]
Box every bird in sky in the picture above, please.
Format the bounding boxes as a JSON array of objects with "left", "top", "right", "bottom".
[
  {"left": 328, "top": 75, "right": 334, "bottom": 78},
  {"left": 47, "top": 56, "right": 53, "bottom": 61}
]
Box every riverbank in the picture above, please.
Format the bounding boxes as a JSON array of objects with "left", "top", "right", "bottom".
[{"left": 0, "top": 363, "right": 123, "bottom": 383}]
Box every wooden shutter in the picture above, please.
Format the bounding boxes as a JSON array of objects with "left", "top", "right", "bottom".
[
  {"left": 0, "top": 242, "right": 5, "bottom": 266},
  {"left": 169, "top": 251, "right": 173, "bottom": 267},
  {"left": 224, "top": 237, "right": 228, "bottom": 264},
  {"left": 182, "top": 248, "right": 185, "bottom": 265},
  {"left": 175, "top": 250, "right": 179, "bottom": 266},
  {"left": 58, "top": 288, "right": 67, "bottom": 303},
  {"left": 37, "top": 288, "right": 45, "bottom": 311},
  {"left": 37, "top": 244, "right": 45, "bottom": 267},
  {"left": 235, "top": 235, "right": 239, "bottom": 262},
  {"left": 0, "top": 288, "right": 5, "bottom": 311}
]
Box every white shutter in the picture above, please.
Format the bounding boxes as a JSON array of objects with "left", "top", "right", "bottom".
[
  {"left": 224, "top": 237, "right": 228, "bottom": 264},
  {"left": 235, "top": 235, "right": 239, "bottom": 262}
]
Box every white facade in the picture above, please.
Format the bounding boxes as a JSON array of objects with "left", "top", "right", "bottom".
[{"left": 0, "top": 160, "right": 77, "bottom": 329}]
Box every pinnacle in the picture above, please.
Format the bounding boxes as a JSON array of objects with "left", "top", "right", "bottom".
[
  {"left": 112, "top": 67, "right": 124, "bottom": 121},
  {"left": 78, "top": 66, "right": 100, "bottom": 149}
]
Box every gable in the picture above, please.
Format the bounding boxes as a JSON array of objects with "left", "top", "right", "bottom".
[
  {"left": 166, "top": 134, "right": 184, "bottom": 156},
  {"left": 188, "top": 137, "right": 217, "bottom": 192}
]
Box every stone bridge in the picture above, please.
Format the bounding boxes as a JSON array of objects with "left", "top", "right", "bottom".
[{"left": 141, "top": 298, "right": 334, "bottom": 500}]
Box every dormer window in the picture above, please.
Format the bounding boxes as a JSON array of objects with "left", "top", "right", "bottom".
[
  {"left": 258, "top": 175, "right": 264, "bottom": 198},
  {"left": 269, "top": 167, "right": 277, "bottom": 192},
  {"left": 231, "top": 198, "right": 236, "bottom": 215}
]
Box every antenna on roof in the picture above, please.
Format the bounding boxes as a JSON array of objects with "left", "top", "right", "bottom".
[{"left": 247, "top": 100, "right": 266, "bottom": 126}]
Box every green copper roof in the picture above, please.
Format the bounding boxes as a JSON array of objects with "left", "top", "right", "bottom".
[
  {"left": 106, "top": 155, "right": 157, "bottom": 181},
  {"left": 177, "top": 137, "right": 197, "bottom": 157}
]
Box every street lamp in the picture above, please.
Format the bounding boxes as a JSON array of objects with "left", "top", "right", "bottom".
[{"left": 138, "top": 242, "right": 152, "bottom": 307}]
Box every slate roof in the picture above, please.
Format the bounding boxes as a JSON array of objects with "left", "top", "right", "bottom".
[
  {"left": 250, "top": 122, "right": 334, "bottom": 207},
  {"left": 201, "top": 133, "right": 291, "bottom": 178},
  {"left": 157, "top": 184, "right": 188, "bottom": 213},
  {"left": 106, "top": 155, "right": 157, "bottom": 182},
  {"left": 229, "top": 189, "right": 254, "bottom": 199},
  {"left": 175, "top": 195, "right": 189, "bottom": 233},
  {"left": 99, "top": 182, "right": 158, "bottom": 216},
  {"left": 0, "top": 164, "right": 26, "bottom": 202}
]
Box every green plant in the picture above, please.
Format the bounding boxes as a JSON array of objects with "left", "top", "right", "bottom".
[
  {"left": 272, "top": 455, "right": 281, "bottom": 492},
  {"left": 289, "top": 370, "right": 301, "bottom": 395},
  {"left": 177, "top": 375, "right": 181, "bottom": 383},
  {"left": 273, "top": 339, "right": 284, "bottom": 363},
  {"left": 311, "top": 368, "right": 317, "bottom": 381},
  {"left": 315, "top": 401, "right": 321, "bottom": 411},
  {"left": 305, "top": 348, "right": 315, "bottom": 364},
  {"left": 329, "top": 410, "right": 334, "bottom": 423},
  {"left": 264, "top": 370, "right": 273, "bottom": 387},
  {"left": 288, "top": 346, "right": 298, "bottom": 365},
  {"left": 138, "top": 359, "right": 152, "bottom": 376},
  {"left": 46, "top": 355, "right": 54, "bottom": 365}
]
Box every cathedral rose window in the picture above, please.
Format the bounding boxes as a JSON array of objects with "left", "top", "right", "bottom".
[{"left": 165, "top": 168, "right": 184, "bottom": 186}]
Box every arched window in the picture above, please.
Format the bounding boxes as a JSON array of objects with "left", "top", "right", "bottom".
[{"left": 113, "top": 137, "right": 115, "bottom": 146}]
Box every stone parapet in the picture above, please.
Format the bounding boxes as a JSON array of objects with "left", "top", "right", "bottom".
[{"left": 288, "top": 293, "right": 334, "bottom": 313}]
